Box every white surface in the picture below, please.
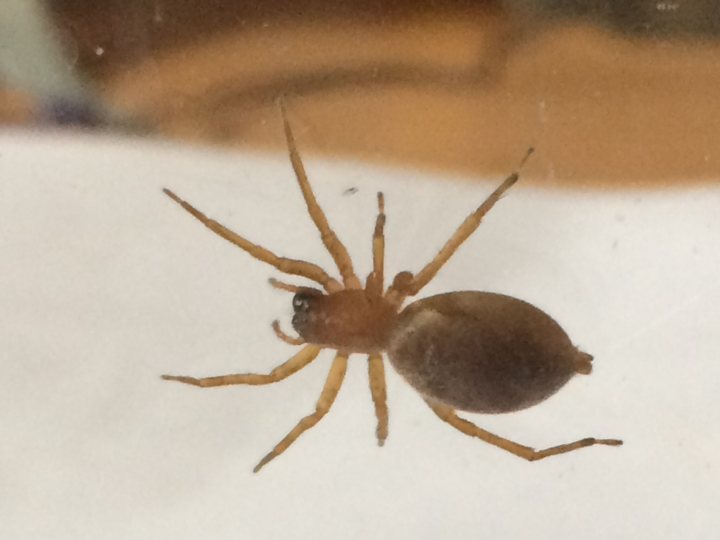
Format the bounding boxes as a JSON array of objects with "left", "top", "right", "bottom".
[{"left": 1, "top": 131, "right": 719, "bottom": 539}]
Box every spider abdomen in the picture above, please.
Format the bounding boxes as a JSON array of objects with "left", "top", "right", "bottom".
[{"left": 386, "top": 291, "right": 591, "bottom": 414}]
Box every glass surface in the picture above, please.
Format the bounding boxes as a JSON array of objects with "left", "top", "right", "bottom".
[{"left": 1, "top": 2, "right": 719, "bottom": 538}]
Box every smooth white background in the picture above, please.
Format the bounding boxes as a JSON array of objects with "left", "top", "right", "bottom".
[{"left": 1, "top": 131, "right": 718, "bottom": 538}]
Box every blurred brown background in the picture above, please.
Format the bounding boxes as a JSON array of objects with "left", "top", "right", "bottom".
[{"left": 4, "top": 0, "right": 720, "bottom": 186}]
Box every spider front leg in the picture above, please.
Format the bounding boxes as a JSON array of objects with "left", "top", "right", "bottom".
[
  {"left": 280, "top": 102, "right": 361, "bottom": 289},
  {"left": 162, "top": 345, "right": 321, "bottom": 387},
  {"left": 427, "top": 401, "right": 623, "bottom": 462},
  {"left": 163, "top": 189, "right": 342, "bottom": 293},
  {"left": 253, "top": 352, "right": 349, "bottom": 472}
]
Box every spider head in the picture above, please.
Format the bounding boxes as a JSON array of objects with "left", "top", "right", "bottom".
[
  {"left": 291, "top": 288, "right": 397, "bottom": 353},
  {"left": 291, "top": 287, "right": 325, "bottom": 337}
]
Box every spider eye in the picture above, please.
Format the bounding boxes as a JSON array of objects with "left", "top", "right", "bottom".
[
  {"left": 292, "top": 289, "right": 322, "bottom": 313},
  {"left": 292, "top": 295, "right": 309, "bottom": 311}
]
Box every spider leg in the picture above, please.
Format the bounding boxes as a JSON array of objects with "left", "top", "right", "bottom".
[
  {"left": 163, "top": 189, "right": 342, "bottom": 293},
  {"left": 161, "top": 345, "right": 321, "bottom": 387},
  {"left": 279, "top": 101, "right": 361, "bottom": 289},
  {"left": 367, "top": 354, "right": 389, "bottom": 446},
  {"left": 271, "top": 319, "right": 305, "bottom": 346},
  {"left": 366, "top": 192, "right": 386, "bottom": 297},
  {"left": 253, "top": 352, "right": 349, "bottom": 472},
  {"left": 388, "top": 148, "right": 533, "bottom": 300},
  {"left": 427, "top": 400, "right": 622, "bottom": 461}
]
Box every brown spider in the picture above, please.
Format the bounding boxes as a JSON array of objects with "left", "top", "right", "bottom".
[{"left": 162, "top": 106, "right": 622, "bottom": 472}]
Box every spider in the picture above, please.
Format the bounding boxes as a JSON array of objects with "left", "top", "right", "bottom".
[{"left": 162, "top": 105, "right": 622, "bottom": 472}]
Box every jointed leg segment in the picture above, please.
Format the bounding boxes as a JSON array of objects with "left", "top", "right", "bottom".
[
  {"left": 366, "top": 192, "right": 386, "bottom": 297},
  {"left": 254, "top": 352, "right": 349, "bottom": 472},
  {"left": 427, "top": 400, "right": 622, "bottom": 461},
  {"left": 367, "top": 354, "right": 389, "bottom": 446},
  {"left": 161, "top": 345, "right": 321, "bottom": 387},
  {"left": 163, "top": 189, "right": 342, "bottom": 293},
  {"left": 279, "top": 102, "right": 361, "bottom": 290},
  {"left": 365, "top": 193, "right": 392, "bottom": 463},
  {"left": 388, "top": 148, "right": 534, "bottom": 301}
]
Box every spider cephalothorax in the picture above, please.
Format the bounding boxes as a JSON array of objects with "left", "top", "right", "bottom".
[
  {"left": 290, "top": 288, "right": 397, "bottom": 354},
  {"left": 162, "top": 103, "right": 621, "bottom": 472}
]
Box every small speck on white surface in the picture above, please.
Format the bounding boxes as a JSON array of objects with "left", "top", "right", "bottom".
[{"left": 0, "top": 131, "right": 719, "bottom": 539}]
